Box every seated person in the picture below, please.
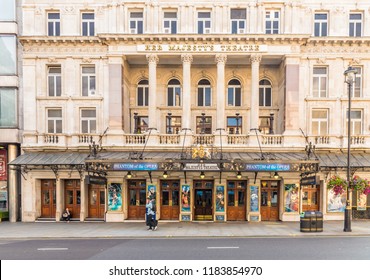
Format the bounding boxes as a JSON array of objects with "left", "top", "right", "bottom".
[{"left": 62, "top": 208, "right": 71, "bottom": 222}]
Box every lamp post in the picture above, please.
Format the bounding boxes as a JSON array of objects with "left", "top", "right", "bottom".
[
  {"left": 167, "top": 112, "right": 172, "bottom": 134},
  {"left": 235, "top": 112, "right": 240, "bottom": 135},
  {"left": 133, "top": 112, "right": 138, "bottom": 134},
  {"left": 201, "top": 112, "right": 206, "bottom": 134},
  {"left": 343, "top": 66, "right": 357, "bottom": 232}
]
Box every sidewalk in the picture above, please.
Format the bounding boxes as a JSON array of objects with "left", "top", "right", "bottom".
[{"left": 1, "top": 220, "right": 370, "bottom": 239}]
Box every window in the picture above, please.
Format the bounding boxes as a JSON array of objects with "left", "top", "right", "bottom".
[
  {"left": 196, "top": 115, "right": 212, "bottom": 134},
  {"left": 0, "top": 35, "right": 16, "bottom": 75},
  {"left": 167, "top": 79, "right": 181, "bottom": 106},
  {"left": 82, "top": 66, "right": 96, "bottom": 96},
  {"left": 82, "top": 13, "right": 95, "bottom": 36},
  {"left": 48, "top": 67, "right": 61, "bottom": 97},
  {"left": 312, "top": 109, "right": 328, "bottom": 135},
  {"left": 353, "top": 67, "right": 362, "bottom": 97},
  {"left": 81, "top": 109, "right": 96, "bottom": 133},
  {"left": 314, "top": 13, "right": 328, "bottom": 36},
  {"left": 227, "top": 116, "right": 242, "bottom": 134},
  {"left": 0, "top": 88, "right": 17, "bottom": 127},
  {"left": 0, "top": 0, "right": 15, "bottom": 21},
  {"left": 130, "top": 12, "right": 143, "bottom": 34},
  {"left": 259, "top": 116, "right": 273, "bottom": 134},
  {"left": 197, "top": 79, "right": 211, "bottom": 106},
  {"left": 227, "top": 79, "right": 241, "bottom": 106},
  {"left": 47, "top": 13, "right": 60, "bottom": 36},
  {"left": 135, "top": 116, "right": 148, "bottom": 134},
  {"left": 346, "top": 110, "right": 362, "bottom": 135},
  {"left": 47, "top": 109, "right": 62, "bottom": 133},
  {"left": 166, "top": 116, "right": 181, "bottom": 134},
  {"left": 231, "top": 9, "right": 246, "bottom": 34},
  {"left": 312, "top": 67, "right": 327, "bottom": 98},
  {"left": 259, "top": 79, "right": 272, "bottom": 106},
  {"left": 163, "top": 12, "right": 177, "bottom": 34},
  {"left": 197, "top": 12, "right": 211, "bottom": 34},
  {"left": 137, "top": 80, "right": 149, "bottom": 106},
  {"left": 265, "top": 10, "right": 279, "bottom": 34},
  {"left": 349, "top": 13, "right": 362, "bottom": 37}
]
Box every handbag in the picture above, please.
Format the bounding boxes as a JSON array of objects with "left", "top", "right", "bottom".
[{"left": 62, "top": 212, "right": 68, "bottom": 218}]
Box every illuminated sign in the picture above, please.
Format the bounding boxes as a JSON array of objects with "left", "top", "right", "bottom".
[
  {"left": 112, "top": 163, "right": 158, "bottom": 171},
  {"left": 245, "top": 163, "right": 291, "bottom": 172},
  {"left": 183, "top": 163, "right": 220, "bottom": 171}
]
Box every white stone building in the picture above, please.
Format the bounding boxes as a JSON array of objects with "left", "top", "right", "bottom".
[{"left": 10, "top": 0, "right": 370, "bottom": 223}]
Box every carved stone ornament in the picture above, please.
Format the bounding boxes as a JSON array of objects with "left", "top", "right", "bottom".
[
  {"left": 48, "top": 57, "right": 58, "bottom": 64},
  {"left": 250, "top": 54, "right": 262, "bottom": 64},
  {"left": 35, "top": 7, "right": 42, "bottom": 15},
  {"left": 333, "top": 7, "right": 345, "bottom": 14},
  {"left": 140, "top": 70, "right": 146, "bottom": 78},
  {"left": 316, "top": 57, "right": 326, "bottom": 64},
  {"left": 181, "top": 53, "right": 193, "bottom": 64},
  {"left": 82, "top": 57, "right": 92, "bottom": 64},
  {"left": 171, "top": 70, "right": 176, "bottom": 77},
  {"left": 350, "top": 58, "right": 361, "bottom": 65},
  {"left": 146, "top": 54, "right": 159, "bottom": 64},
  {"left": 215, "top": 54, "right": 227, "bottom": 64},
  {"left": 63, "top": 6, "right": 75, "bottom": 14}
]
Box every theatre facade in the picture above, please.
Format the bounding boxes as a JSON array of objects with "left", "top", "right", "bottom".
[{"left": 9, "top": 0, "right": 370, "bottom": 222}]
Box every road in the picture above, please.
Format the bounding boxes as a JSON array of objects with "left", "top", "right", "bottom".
[{"left": 1, "top": 236, "right": 370, "bottom": 260}]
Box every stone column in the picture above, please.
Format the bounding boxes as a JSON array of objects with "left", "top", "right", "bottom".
[
  {"left": 284, "top": 3, "right": 292, "bottom": 34},
  {"left": 56, "top": 179, "right": 62, "bottom": 222},
  {"left": 250, "top": 54, "right": 261, "bottom": 130},
  {"left": 80, "top": 177, "right": 86, "bottom": 221},
  {"left": 108, "top": 57, "right": 124, "bottom": 132},
  {"left": 8, "top": 144, "right": 19, "bottom": 222},
  {"left": 257, "top": 2, "right": 263, "bottom": 34},
  {"left": 147, "top": 54, "right": 159, "bottom": 131},
  {"left": 215, "top": 54, "right": 227, "bottom": 131},
  {"left": 181, "top": 54, "right": 193, "bottom": 130}
]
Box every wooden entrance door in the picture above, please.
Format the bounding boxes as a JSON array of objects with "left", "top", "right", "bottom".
[
  {"left": 227, "top": 181, "right": 247, "bottom": 221},
  {"left": 261, "top": 180, "right": 280, "bottom": 221},
  {"left": 127, "top": 180, "right": 147, "bottom": 220},
  {"left": 65, "top": 179, "right": 81, "bottom": 219},
  {"left": 88, "top": 184, "right": 105, "bottom": 218},
  {"left": 302, "top": 185, "right": 320, "bottom": 212},
  {"left": 160, "top": 180, "right": 180, "bottom": 220},
  {"left": 41, "top": 179, "right": 56, "bottom": 218},
  {"left": 194, "top": 180, "right": 213, "bottom": 221}
]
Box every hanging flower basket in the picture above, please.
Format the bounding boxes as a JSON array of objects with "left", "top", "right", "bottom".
[
  {"left": 327, "top": 175, "right": 347, "bottom": 195},
  {"left": 351, "top": 175, "right": 370, "bottom": 195}
]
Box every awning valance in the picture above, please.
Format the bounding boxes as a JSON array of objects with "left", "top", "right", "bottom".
[{"left": 9, "top": 152, "right": 88, "bottom": 166}]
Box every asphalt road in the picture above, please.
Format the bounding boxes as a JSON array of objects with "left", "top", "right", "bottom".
[{"left": 1, "top": 236, "right": 370, "bottom": 260}]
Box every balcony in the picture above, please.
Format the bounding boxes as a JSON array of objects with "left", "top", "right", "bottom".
[{"left": 24, "top": 132, "right": 370, "bottom": 152}]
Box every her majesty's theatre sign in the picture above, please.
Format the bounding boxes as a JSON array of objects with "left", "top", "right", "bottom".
[{"left": 138, "top": 44, "right": 267, "bottom": 53}]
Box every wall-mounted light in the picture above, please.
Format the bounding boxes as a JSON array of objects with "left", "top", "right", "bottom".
[
  {"left": 163, "top": 171, "right": 168, "bottom": 179},
  {"left": 273, "top": 172, "right": 279, "bottom": 179},
  {"left": 200, "top": 171, "right": 205, "bottom": 179},
  {"left": 237, "top": 171, "right": 242, "bottom": 179},
  {"left": 127, "top": 171, "right": 132, "bottom": 179}
]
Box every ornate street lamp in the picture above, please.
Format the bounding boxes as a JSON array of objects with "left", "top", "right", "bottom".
[
  {"left": 133, "top": 112, "right": 138, "bottom": 134},
  {"left": 235, "top": 112, "right": 240, "bottom": 135},
  {"left": 167, "top": 112, "right": 172, "bottom": 134},
  {"left": 343, "top": 66, "right": 357, "bottom": 232}
]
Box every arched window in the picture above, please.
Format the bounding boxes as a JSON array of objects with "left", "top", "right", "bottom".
[
  {"left": 259, "top": 79, "right": 272, "bottom": 107},
  {"left": 137, "top": 79, "right": 149, "bottom": 106},
  {"left": 167, "top": 79, "right": 181, "bottom": 106},
  {"left": 197, "top": 79, "right": 211, "bottom": 106},
  {"left": 227, "top": 79, "right": 241, "bottom": 106}
]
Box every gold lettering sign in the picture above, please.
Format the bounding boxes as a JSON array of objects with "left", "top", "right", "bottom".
[{"left": 138, "top": 44, "right": 267, "bottom": 53}]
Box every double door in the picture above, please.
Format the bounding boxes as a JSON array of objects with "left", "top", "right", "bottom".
[
  {"left": 302, "top": 185, "right": 320, "bottom": 212},
  {"left": 160, "top": 180, "right": 180, "bottom": 220},
  {"left": 194, "top": 181, "right": 213, "bottom": 221},
  {"left": 88, "top": 184, "right": 105, "bottom": 219},
  {"left": 65, "top": 179, "right": 81, "bottom": 219},
  {"left": 127, "top": 180, "right": 147, "bottom": 220},
  {"left": 227, "top": 181, "right": 247, "bottom": 221},
  {"left": 41, "top": 180, "right": 56, "bottom": 218},
  {"left": 261, "top": 180, "right": 279, "bottom": 221}
]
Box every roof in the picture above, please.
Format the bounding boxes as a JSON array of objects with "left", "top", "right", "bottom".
[
  {"left": 317, "top": 152, "right": 370, "bottom": 168},
  {"left": 9, "top": 152, "right": 88, "bottom": 166}
]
